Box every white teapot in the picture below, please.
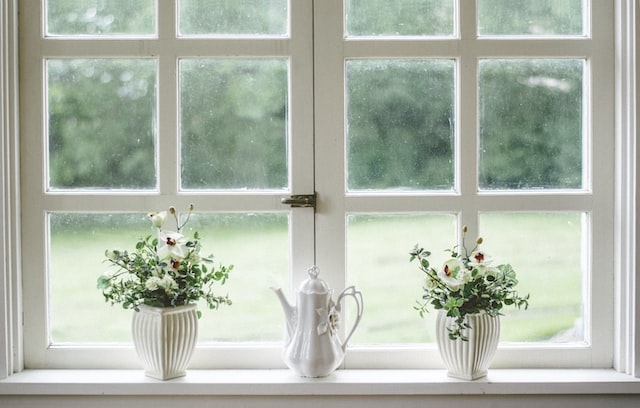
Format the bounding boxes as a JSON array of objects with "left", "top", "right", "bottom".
[{"left": 271, "top": 266, "right": 364, "bottom": 377}]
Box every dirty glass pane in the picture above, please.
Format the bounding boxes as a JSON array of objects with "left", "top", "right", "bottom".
[
  {"left": 478, "top": 59, "right": 584, "bottom": 190},
  {"left": 179, "top": 0, "right": 288, "bottom": 36},
  {"left": 46, "top": 0, "right": 156, "bottom": 36},
  {"left": 479, "top": 212, "right": 585, "bottom": 343},
  {"left": 347, "top": 214, "right": 456, "bottom": 344},
  {"left": 180, "top": 59, "right": 288, "bottom": 190},
  {"left": 49, "top": 213, "right": 150, "bottom": 343},
  {"left": 346, "top": 0, "right": 454, "bottom": 37},
  {"left": 188, "top": 213, "right": 289, "bottom": 342},
  {"left": 47, "top": 59, "right": 157, "bottom": 190},
  {"left": 49, "top": 212, "right": 289, "bottom": 343},
  {"left": 346, "top": 59, "right": 455, "bottom": 191},
  {"left": 478, "top": 0, "right": 584, "bottom": 36}
]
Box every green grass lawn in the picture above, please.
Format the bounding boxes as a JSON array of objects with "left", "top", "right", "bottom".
[
  {"left": 346, "top": 212, "right": 582, "bottom": 343},
  {"left": 49, "top": 212, "right": 584, "bottom": 345}
]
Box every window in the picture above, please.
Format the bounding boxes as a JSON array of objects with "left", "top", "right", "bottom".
[{"left": 15, "top": 0, "right": 621, "bottom": 371}]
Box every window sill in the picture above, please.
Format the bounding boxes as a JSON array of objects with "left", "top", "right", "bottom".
[{"left": 0, "top": 369, "right": 639, "bottom": 396}]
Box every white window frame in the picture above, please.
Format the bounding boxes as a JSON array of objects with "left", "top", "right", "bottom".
[
  {"left": 315, "top": 0, "right": 615, "bottom": 369},
  {"left": 17, "top": 0, "right": 316, "bottom": 369},
  {"left": 0, "top": 0, "right": 638, "bottom": 377}
]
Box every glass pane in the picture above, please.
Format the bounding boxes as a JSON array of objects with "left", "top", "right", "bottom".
[
  {"left": 346, "top": 59, "right": 455, "bottom": 191},
  {"left": 346, "top": 0, "right": 454, "bottom": 37},
  {"left": 50, "top": 213, "right": 151, "bottom": 343},
  {"left": 46, "top": 0, "right": 156, "bottom": 36},
  {"left": 47, "top": 59, "right": 157, "bottom": 190},
  {"left": 347, "top": 214, "right": 456, "bottom": 344},
  {"left": 179, "top": 0, "right": 288, "bottom": 36},
  {"left": 180, "top": 59, "right": 288, "bottom": 190},
  {"left": 478, "top": 0, "right": 584, "bottom": 36},
  {"left": 186, "top": 213, "right": 289, "bottom": 342},
  {"left": 479, "top": 59, "right": 583, "bottom": 190},
  {"left": 50, "top": 212, "right": 289, "bottom": 343},
  {"left": 479, "top": 212, "right": 585, "bottom": 343}
]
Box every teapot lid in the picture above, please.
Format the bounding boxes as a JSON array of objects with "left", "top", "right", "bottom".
[{"left": 298, "top": 266, "right": 330, "bottom": 294}]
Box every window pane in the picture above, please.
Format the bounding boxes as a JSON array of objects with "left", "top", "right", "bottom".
[
  {"left": 345, "top": 0, "right": 454, "bottom": 37},
  {"left": 347, "top": 214, "right": 456, "bottom": 344},
  {"left": 479, "top": 212, "right": 585, "bottom": 343},
  {"left": 49, "top": 212, "right": 289, "bottom": 343},
  {"left": 179, "top": 0, "right": 288, "bottom": 36},
  {"left": 186, "top": 213, "right": 289, "bottom": 342},
  {"left": 49, "top": 213, "right": 151, "bottom": 343},
  {"left": 180, "top": 59, "right": 288, "bottom": 190},
  {"left": 47, "top": 59, "right": 157, "bottom": 190},
  {"left": 346, "top": 59, "right": 455, "bottom": 191},
  {"left": 478, "top": 59, "right": 583, "bottom": 190},
  {"left": 478, "top": 0, "right": 584, "bottom": 36},
  {"left": 46, "top": 0, "right": 156, "bottom": 36}
]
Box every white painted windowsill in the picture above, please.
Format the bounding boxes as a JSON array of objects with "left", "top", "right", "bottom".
[{"left": 1, "top": 369, "right": 639, "bottom": 396}]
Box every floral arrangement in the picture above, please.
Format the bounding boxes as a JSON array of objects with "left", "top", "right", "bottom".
[
  {"left": 97, "top": 205, "right": 232, "bottom": 314},
  {"left": 409, "top": 226, "right": 529, "bottom": 341}
]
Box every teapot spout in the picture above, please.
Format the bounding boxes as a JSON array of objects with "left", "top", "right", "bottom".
[{"left": 270, "top": 287, "right": 296, "bottom": 340}]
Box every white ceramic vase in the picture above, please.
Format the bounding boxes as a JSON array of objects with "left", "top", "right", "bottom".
[
  {"left": 131, "top": 303, "right": 198, "bottom": 380},
  {"left": 435, "top": 310, "right": 500, "bottom": 380}
]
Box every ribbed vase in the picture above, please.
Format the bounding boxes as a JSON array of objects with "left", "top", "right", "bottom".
[
  {"left": 131, "top": 303, "right": 198, "bottom": 380},
  {"left": 435, "top": 310, "right": 500, "bottom": 380}
]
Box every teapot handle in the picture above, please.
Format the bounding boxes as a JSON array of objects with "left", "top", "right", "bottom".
[{"left": 336, "top": 286, "right": 364, "bottom": 352}]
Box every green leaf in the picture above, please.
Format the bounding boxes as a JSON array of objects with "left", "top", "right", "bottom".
[{"left": 97, "top": 275, "right": 112, "bottom": 290}]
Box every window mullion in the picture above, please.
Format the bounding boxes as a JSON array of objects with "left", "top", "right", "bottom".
[
  {"left": 157, "top": 52, "right": 178, "bottom": 195},
  {"left": 458, "top": 49, "right": 479, "bottom": 240},
  {"left": 458, "top": 0, "right": 476, "bottom": 40},
  {"left": 156, "top": 0, "right": 177, "bottom": 196},
  {"left": 589, "top": 0, "right": 616, "bottom": 367},
  {"left": 313, "top": 0, "right": 348, "bottom": 293},
  {"left": 289, "top": 0, "right": 316, "bottom": 283}
]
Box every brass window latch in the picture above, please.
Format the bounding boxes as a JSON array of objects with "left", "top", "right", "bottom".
[{"left": 281, "top": 193, "right": 316, "bottom": 208}]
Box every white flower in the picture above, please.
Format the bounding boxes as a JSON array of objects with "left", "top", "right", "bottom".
[
  {"left": 317, "top": 303, "right": 340, "bottom": 336},
  {"left": 145, "top": 276, "right": 162, "bottom": 291},
  {"left": 148, "top": 211, "right": 167, "bottom": 229},
  {"left": 160, "top": 275, "right": 178, "bottom": 293},
  {"left": 157, "top": 230, "right": 188, "bottom": 260},
  {"left": 424, "top": 276, "right": 438, "bottom": 289},
  {"left": 469, "top": 250, "right": 492, "bottom": 267},
  {"left": 437, "top": 258, "right": 466, "bottom": 291},
  {"left": 120, "top": 273, "right": 140, "bottom": 284}
]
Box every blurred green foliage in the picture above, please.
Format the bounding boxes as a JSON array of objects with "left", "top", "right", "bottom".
[
  {"left": 48, "top": 59, "right": 156, "bottom": 189},
  {"left": 479, "top": 59, "right": 583, "bottom": 190},
  {"left": 347, "top": 60, "right": 455, "bottom": 190},
  {"left": 180, "top": 59, "right": 288, "bottom": 190},
  {"left": 46, "top": 0, "right": 585, "bottom": 191},
  {"left": 46, "top": 0, "right": 155, "bottom": 35}
]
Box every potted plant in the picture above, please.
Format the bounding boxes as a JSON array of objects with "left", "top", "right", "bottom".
[
  {"left": 409, "top": 225, "right": 528, "bottom": 380},
  {"left": 97, "top": 205, "right": 232, "bottom": 380}
]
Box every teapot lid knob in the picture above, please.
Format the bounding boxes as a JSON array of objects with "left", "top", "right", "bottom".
[
  {"left": 308, "top": 265, "right": 320, "bottom": 279},
  {"left": 299, "top": 265, "right": 330, "bottom": 293}
]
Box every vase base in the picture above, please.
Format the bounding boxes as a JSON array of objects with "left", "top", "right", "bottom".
[
  {"left": 446, "top": 370, "right": 487, "bottom": 381},
  {"left": 144, "top": 370, "right": 187, "bottom": 381}
]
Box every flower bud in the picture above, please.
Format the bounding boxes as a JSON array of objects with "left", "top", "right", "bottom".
[
  {"left": 462, "top": 225, "right": 468, "bottom": 233},
  {"left": 476, "top": 237, "right": 483, "bottom": 245},
  {"left": 148, "top": 211, "right": 167, "bottom": 228}
]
